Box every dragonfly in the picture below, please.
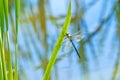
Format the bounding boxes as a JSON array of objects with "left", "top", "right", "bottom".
[{"left": 63, "top": 30, "right": 85, "bottom": 58}]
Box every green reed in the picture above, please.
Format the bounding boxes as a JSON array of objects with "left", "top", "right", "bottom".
[
  {"left": 42, "top": 1, "right": 72, "bottom": 80},
  {"left": 0, "top": 0, "right": 20, "bottom": 80}
]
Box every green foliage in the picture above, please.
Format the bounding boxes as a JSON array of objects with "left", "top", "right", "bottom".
[
  {"left": 0, "top": 0, "right": 7, "bottom": 80},
  {"left": 3, "top": 0, "right": 13, "bottom": 80},
  {"left": 42, "top": 1, "right": 72, "bottom": 80},
  {"left": 0, "top": 0, "right": 20, "bottom": 80}
]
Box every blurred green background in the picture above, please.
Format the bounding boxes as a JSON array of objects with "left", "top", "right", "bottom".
[{"left": 4, "top": 0, "right": 120, "bottom": 80}]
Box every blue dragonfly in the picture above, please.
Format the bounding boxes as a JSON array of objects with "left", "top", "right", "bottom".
[{"left": 63, "top": 30, "right": 85, "bottom": 58}]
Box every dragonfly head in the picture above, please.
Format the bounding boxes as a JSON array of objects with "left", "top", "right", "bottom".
[{"left": 66, "top": 32, "right": 72, "bottom": 39}]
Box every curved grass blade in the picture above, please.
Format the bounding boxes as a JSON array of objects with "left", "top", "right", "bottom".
[{"left": 42, "top": 1, "right": 72, "bottom": 80}]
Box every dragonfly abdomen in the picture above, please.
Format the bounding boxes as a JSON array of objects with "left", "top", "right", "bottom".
[{"left": 70, "top": 39, "right": 80, "bottom": 58}]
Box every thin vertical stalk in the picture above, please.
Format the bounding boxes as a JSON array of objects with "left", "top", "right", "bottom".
[
  {"left": 0, "top": 37, "right": 7, "bottom": 80},
  {"left": 14, "top": 0, "right": 20, "bottom": 80},
  {"left": 0, "top": 1, "right": 4, "bottom": 80},
  {"left": 0, "top": 29, "right": 3, "bottom": 80}
]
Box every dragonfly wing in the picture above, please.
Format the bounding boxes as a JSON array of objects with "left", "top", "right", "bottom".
[
  {"left": 72, "top": 32, "right": 84, "bottom": 42},
  {"left": 73, "top": 34, "right": 84, "bottom": 42},
  {"left": 72, "top": 30, "right": 81, "bottom": 36},
  {"left": 62, "top": 39, "right": 72, "bottom": 52}
]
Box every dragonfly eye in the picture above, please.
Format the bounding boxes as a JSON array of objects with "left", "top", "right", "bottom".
[{"left": 65, "top": 32, "right": 69, "bottom": 36}]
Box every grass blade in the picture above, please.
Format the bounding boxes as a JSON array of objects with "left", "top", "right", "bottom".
[
  {"left": 42, "top": 1, "right": 72, "bottom": 80},
  {"left": 14, "top": 0, "right": 20, "bottom": 80}
]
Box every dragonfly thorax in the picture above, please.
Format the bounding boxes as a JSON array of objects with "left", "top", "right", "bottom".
[{"left": 66, "top": 33, "right": 72, "bottom": 39}]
